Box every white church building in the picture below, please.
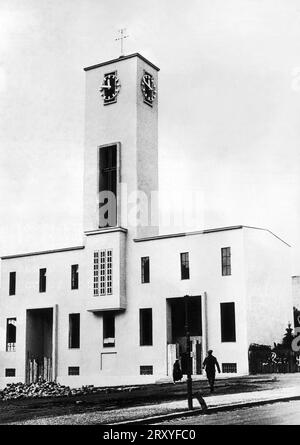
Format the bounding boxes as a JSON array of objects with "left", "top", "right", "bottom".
[{"left": 0, "top": 53, "right": 293, "bottom": 388}]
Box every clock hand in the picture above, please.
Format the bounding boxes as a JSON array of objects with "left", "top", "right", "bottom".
[
  {"left": 144, "top": 80, "right": 153, "bottom": 91},
  {"left": 101, "top": 79, "right": 111, "bottom": 89}
]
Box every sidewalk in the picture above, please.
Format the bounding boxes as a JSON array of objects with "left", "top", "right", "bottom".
[{"left": 6, "top": 384, "right": 300, "bottom": 425}]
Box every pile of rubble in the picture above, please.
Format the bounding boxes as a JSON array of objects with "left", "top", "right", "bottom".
[{"left": 0, "top": 380, "right": 141, "bottom": 401}]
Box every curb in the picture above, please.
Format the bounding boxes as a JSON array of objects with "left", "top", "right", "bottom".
[{"left": 109, "top": 394, "right": 300, "bottom": 425}]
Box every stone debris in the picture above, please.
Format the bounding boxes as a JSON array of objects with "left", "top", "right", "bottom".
[{"left": 0, "top": 380, "right": 142, "bottom": 401}]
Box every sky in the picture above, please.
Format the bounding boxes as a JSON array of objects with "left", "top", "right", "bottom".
[{"left": 0, "top": 0, "right": 300, "bottom": 273}]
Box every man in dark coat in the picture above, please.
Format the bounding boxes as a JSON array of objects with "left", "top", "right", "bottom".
[
  {"left": 203, "top": 350, "right": 221, "bottom": 392},
  {"left": 172, "top": 359, "right": 183, "bottom": 383}
]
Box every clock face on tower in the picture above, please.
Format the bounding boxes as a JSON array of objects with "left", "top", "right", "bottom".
[
  {"left": 100, "top": 71, "right": 121, "bottom": 105},
  {"left": 141, "top": 72, "right": 156, "bottom": 106}
]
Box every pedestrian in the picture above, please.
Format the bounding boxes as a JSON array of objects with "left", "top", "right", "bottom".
[
  {"left": 172, "top": 359, "right": 183, "bottom": 383},
  {"left": 203, "top": 349, "right": 221, "bottom": 392}
]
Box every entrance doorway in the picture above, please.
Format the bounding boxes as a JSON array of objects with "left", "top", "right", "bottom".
[
  {"left": 26, "top": 308, "right": 53, "bottom": 383},
  {"left": 167, "top": 296, "right": 202, "bottom": 376}
]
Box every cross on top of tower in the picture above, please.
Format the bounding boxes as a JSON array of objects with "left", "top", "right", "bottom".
[{"left": 115, "top": 28, "right": 129, "bottom": 57}]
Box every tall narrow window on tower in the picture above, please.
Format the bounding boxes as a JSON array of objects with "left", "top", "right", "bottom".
[
  {"left": 94, "top": 250, "right": 113, "bottom": 296},
  {"left": 99, "top": 145, "right": 118, "bottom": 227},
  {"left": 221, "top": 247, "right": 231, "bottom": 276}
]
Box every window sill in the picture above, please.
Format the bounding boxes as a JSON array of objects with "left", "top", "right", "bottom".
[{"left": 221, "top": 341, "right": 236, "bottom": 343}]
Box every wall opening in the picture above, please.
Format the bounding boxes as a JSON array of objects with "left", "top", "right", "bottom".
[
  {"left": 167, "top": 296, "right": 202, "bottom": 375},
  {"left": 26, "top": 308, "right": 53, "bottom": 383}
]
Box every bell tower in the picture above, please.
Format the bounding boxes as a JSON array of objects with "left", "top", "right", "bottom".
[{"left": 83, "top": 53, "right": 159, "bottom": 239}]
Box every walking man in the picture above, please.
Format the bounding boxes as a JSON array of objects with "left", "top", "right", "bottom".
[{"left": 203, "top": 349, "right": 221, "bottom": 392}]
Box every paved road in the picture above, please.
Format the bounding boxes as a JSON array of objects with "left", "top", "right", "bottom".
[
  {"left": 0, "top": 376, "right": 276, "bottom": 424},
  {"left": 160, "top": 400, "right": 300, "bottom": 425}
]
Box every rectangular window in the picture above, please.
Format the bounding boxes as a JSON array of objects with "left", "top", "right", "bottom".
[
  {"left": 68, "top": 366, "right": 80, "bottom": 376},
  {"left": 9, "top": 272, "right": 16, "bottom": 296},
  {"left": 103, "top": 312, "right": 115, "bottom": 347},
  {"left": 71, "top": 264, "right": 79, "bottom": 290},
  {"left": 6, "top": 318, "right": 16, "bottom": 352},
  {"left": 5, "top": 368, "right": 16, "bottom": 377},
  {"left": 180, "top": 252, "right": 190, "bottom": 280},
  {"left": 140, "top": 365, "right": 153, "bottom": 375},
  {"left": 69, "top": 313, "right": 80, "bottom": 349},
  {"left": 39, "top": 268, "right": 47, "bottom": 293},
  {"left": 140, "top": 308, "right": 153, "bottom": 346},
  {"left": 141, "top": 257, "right": 150, "bottom": 283},
  {"left": 221, "top": 247, "right": 231, "bottom": 276},
  {"left": 94, "top": 250, "right": 113, "bottom": 296},
  {"left": 99, "top": 144, "right": 117, "bottom": 227},
  {"left": 220, "top": 302, "right": 236, "bottom": 342},
  {"left": 222, "top": 363, "right": 237, "bottom": 373}
]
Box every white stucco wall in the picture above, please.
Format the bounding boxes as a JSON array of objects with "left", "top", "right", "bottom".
[{"left": 244, "top": 227, "right": 293, "bottom": 348}]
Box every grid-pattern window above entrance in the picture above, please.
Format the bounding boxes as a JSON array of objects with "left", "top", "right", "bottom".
[
  {"left": 99, "top": 144, "right": 118, "bottom": 228},
  {"left": 71, "top": 264, "right": 79, "bottom": 290},
  {"left": 94, "top": 250, "right": 113, "bottom": 296},
  {"left": 9, "top": 272, "right": 16, "bottom": 296},
  {"left": 140, "top": 308, "right": 153, "bottom": 346},
  {"left": 6, "top": 318, "right": 16, "bottom": 352},
  {"left": 180, "top": 252, "right": 190, "bottom": 280},
  {"left": 39, "top": 268, "right": 47, "bottom": 293},
  {"left": 69, "top": 313, "right": 80, "bottom": 349},
  {"left": 141, "top": 257, "right": 150, "bottom": 283},
  {"left": 221, "top": 247, "right": 231, "bottom": 276},
  {"left": 220, "top": 302, "right": 236, "bottom": 342}
]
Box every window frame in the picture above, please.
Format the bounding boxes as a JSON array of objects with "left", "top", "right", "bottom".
[
  {"left": 9, "top": 272, "right": 16, "bottom": 296},
  {"left": 220, "top": 302, "right": 236, "bottom": 342},
  {"left": 71, "top": 264, "right": 79, "bottom": 290},
  {"left": 94, "top": 249, "right": 113, "bottom": 296},
  {"left": 6, "top": 318, "right": 16, "bottom": 352},
  {"left": 141, "top": 256, "right": 150, "bottom": 284},
  {"left": 103, "top": 312, "right": 115, "bottom": 348},
  {"left": 68, "top": 366, "right": 80, "bottom": 376},
  {"left": 139, "top": 308, "right": 153, "bottom": 346},
  {"left": 98, "top": 143, "right": 120, "bottom": 228},
  {"left": 221, "top": 247, "right": 231, "bottom": 276},
  {"left": 68, "top": 313, "right": 80, "bottom": 349},
  {"left": 39, "top": 268, "right": 47, "bottom": 293},
  {"left": 180, "top": 252, "right": 190, "bottom": 280}
]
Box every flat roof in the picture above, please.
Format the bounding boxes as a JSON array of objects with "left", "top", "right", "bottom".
[
  {"left": 83, "top": 53, "right": 160, "bottom": 72},
  {"left": 133, "top": 225, "right": 291, "bottom": 247},
  {"left": 1, "top": 245, "right": 85, "bottom": 260},
  {"left": 0, "top": 224, "right": 290, "bottom": 261}
]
